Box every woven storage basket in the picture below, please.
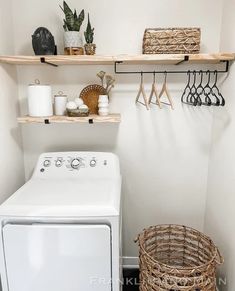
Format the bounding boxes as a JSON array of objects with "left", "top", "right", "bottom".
[
  {"left": 143, "top": 28, "right": 201, "bottom": 54},
  {"left": 136, "top": 224, "right": 223, "bottom": 291}
]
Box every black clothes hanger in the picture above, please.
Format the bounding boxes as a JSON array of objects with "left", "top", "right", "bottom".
[
  {"left": 210, "top": 70, "right": 225, "bottom": 106},
  {"left": 203, "top": 71, "right": 212, "bottom": 106}
]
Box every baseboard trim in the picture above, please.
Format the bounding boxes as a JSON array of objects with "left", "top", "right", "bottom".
[{"left": 122, "top": 256, "right": 139, "bottom": 269}]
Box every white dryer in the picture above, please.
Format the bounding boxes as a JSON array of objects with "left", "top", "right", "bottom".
[{"left": 0, "top": 152, "right": 122, "bottom": 291}]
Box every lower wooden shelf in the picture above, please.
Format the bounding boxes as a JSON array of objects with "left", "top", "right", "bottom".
[{"left": 17, "top": 114, "right": 121, "bottom": 124}]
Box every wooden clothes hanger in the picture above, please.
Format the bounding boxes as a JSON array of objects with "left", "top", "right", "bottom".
[
  {"left": 149, "top": 72, "right": 162, "bottom": 109},
  {"left": 136, "top": 72, "right": 150, "bottom": 110},
  {"left": 159, "top": 72, "right": 174, "bottom": 110}
]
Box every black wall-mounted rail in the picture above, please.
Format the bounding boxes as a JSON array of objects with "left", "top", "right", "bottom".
[{"left": 114, "top": 59, "right": 230, "bottom": 75}]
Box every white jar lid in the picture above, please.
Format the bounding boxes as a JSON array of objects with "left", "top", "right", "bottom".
[
  {"left": 29, "top": 79, "right": 50, "bottom": 86},
  {"left": 54, "top": 91, "right": 67, "bottom": 97}
]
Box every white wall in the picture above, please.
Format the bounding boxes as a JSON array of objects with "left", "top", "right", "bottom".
[
  {"left": 11, "top": 0, "right": 224, "bottom": 257},
  {"left": 205, "top": 0, "right": 235, "bottom": 290},
  {"left": 0, "top": 0, "right": 24, "bottom": 204}
]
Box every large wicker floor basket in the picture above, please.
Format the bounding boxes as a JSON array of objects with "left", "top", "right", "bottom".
[{"left": 136, "top": 225, "right": 223, "bottom": 291}]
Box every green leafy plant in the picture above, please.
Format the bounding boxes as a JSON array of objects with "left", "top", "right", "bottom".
[
  {"left": 84, "top": 14, "right": 94, "bottom": 44},
  {"left": 60, "top": 1, "right": 84, "bottom": 32}
]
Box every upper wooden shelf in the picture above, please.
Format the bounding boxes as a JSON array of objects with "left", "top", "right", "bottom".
[{"left": 0, "top": 53, "right": 234, "bottom": 66}]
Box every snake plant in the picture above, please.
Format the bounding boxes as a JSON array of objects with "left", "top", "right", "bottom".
[
  {"left": 60, "top": 1, "right": 85, "bottom": 32},
  {"left": 84, "top": 14, "right": 94, "bottom": 44}
]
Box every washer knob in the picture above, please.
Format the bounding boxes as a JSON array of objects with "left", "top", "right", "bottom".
[
  {"left": 43, "top": 160, "right": 51, "bottom": 167},
  {"left": 71, "top": 158, "right": 81, "bottom": 169},
  {"left": 90, "top": 159, "right": 96, "bottom": 167},
  {"left": 55, "top": 159, "right": 63, "bottom": 167}
]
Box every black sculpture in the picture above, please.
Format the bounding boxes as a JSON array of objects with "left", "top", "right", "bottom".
[{"left": 32, "top": 27, "right": 56, "bottom": 55}]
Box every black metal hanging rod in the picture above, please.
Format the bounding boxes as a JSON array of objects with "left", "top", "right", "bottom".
[{"left": 114, "top": 60, "right": 230, "bottom": 75}]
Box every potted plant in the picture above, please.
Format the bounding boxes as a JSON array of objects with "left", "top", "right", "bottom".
[
  {"left": 60, "top": 1, "right": 85, "bottom": 54},
  {"left": 84, "top": 14, "right": 96, "bottom": 55}
]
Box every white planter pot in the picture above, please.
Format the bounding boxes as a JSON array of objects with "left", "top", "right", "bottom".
[{"left": 64, "top": 31, "right": 83, "bottom": 48}]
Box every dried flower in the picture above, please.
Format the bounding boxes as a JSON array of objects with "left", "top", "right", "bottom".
[
  {"left": 107, "top": 84, "right": 115, "bottom": 95},
  {"left": 97, "top": 71, "right": 106, "bottom": 86},
  {"left": 105, "top": 74, "right": 115, "bottom": 90}
]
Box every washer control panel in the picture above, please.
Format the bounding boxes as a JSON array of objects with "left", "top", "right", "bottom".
[{"left": 34, "top": 152, "right": 119, "bottom": 179}]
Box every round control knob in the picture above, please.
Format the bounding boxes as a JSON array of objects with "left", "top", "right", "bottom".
[
  {"left": 90, "top": 159, "right": 96, "bottom": 167},
  {"left": 55, "top": 159, "right": 63, "bottom": 167},
  {"left": 43, "top": 160, "right": 51, "bottom": 167},
  {"left": 71, "top": 158, "right": 81, "bottom": 169}
]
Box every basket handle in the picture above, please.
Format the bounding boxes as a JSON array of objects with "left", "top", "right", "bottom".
[{"left": 215, "top": 247, "right": 224, "bottom": 265}]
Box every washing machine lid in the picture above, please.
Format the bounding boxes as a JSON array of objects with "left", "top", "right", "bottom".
[{"left": 0, "top": 178, "right": 121, "bottom": 217}]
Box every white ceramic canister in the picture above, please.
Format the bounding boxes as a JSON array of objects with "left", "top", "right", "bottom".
[
  {"left": 54, "top": 91, "right": 68, "bottom": 116},
  {"left": 27, "top": 80, "right": 53, "bottom": 117}
]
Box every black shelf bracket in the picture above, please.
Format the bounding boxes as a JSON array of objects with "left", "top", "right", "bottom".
[
  {"left": 40, "top": 57, "right": 58, "bottom": 67},
  {"left": 44, "top": 119, "right": 50, "bottom": 124},
  {"left": 114, "top": 59, "right": 230, "bottom": 75},
  {"left": 176, "top": 55, "right": 189, "bottom": 65}
]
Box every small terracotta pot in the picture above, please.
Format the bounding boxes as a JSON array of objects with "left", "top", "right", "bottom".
[{"left": 84, "top": 43, "right": 96, "bottom": 55}]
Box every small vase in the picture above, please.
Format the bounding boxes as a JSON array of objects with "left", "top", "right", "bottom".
[
  {"left": 64, "top": 31, "right": 84, "bottom": 55},
  {"left": 84, "top": 43, "right": 96, "bottom": 55}
]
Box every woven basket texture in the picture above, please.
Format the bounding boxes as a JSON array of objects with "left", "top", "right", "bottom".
[
  {"left": 143, "top": 28, "right": 201, "bottom": 54},
  {"left": 136, "top": 224, "right": 223, "bottom": 291},
  {"left": 80, "top": 84, "right": 106, "bottom": 114}
]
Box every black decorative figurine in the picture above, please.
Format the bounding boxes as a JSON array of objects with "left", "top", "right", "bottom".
[{"left": 32, "top": 27, "right": 56, "bottom": 55}]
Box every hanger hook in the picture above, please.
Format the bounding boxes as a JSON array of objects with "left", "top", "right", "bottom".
[
  {"left": 193, "top": 70, "right": 197, "bottom": 84},
  {"left": 214, "top": 70, "right": 218, "bottom": 85},
  {"left": 164, "top": 71, "right": 167, "bottom": 83},
  {"left": 187, "top": 70, "right": 191, "bottom": 85},
  {"left": 153, "top": 71, "right": 156, "bottom": 82},
  {"left": 199, "top": 70, "right": 203, "bottom": 85},
  {"left": 206, "top": 70, "right": 211, "bottom": 85}
]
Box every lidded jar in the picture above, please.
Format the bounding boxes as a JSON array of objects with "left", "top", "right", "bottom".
[{"left": 27, "top": 79, "right": 53, "bottom": 117}]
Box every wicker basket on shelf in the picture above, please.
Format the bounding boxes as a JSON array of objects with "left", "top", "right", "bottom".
[
  {"left": 143, "top": 28, "right": 201, "bottom": 54},
  {"left": 135, "top": 224, "right": 223, "bottom": 291}
]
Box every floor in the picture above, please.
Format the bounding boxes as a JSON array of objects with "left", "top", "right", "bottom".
[{"left": 123, "top": 269, "right": 139, "bottom": 291}]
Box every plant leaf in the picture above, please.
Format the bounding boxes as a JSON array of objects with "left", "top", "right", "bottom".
[
  {"left": 84, "top": 13, "right": 94, "bottom": 43},
  {"left": 63, "top": 1, "right": 75, "bottom": 31},
  {"left": 74, "top": 9, "right": 84, "bottom": 31}
]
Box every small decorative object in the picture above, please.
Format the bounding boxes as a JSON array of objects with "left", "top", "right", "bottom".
[
  {"left": 98, "top": 95, "right": 109, "bottom": 116},
  {"left": 80, "top": 84, "right": 106, "bottom": 114},
  {"left": 96, "top": 71, "right": 115, "bottom": 95},
  {"left": 27, "top": 79, "right": 53, "bottom": 117},
  {"left": 74, "top": 97, "right": 84, "bottom": 107},
  {"left": 143, "top": 28, "right": 201, "bottom": 54},
  {"left": 32, "top": 27, "right": 56, "bottom": 55},
  {"left": 66, "top": 103, "right": 89, "bottom": 117},
  {"left": 66, "top": 101, "right": 77, "bottom": 110},
  {"left": 84, "top": 14, "right": 96, "bottom": 55},
  {"left": 78, "top": 104, "right": 89, "bottom": 115},
  {"left": 54, "top": 91, "right": 68, "bottom": 116},
  {"left": 60, "top": 1, "right": 85, "bottom": 55}
]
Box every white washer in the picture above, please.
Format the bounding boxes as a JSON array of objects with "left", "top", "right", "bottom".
[{"left": 0, "top": 152, "right": 122, "bottom": 291}]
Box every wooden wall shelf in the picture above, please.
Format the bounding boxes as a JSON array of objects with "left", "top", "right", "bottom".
[
  {"left": 17, "top": 114, "right": 121, "bottom": 124},
  {"left": 0, "top": 53, "right": 234, "bottom": 66}
]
